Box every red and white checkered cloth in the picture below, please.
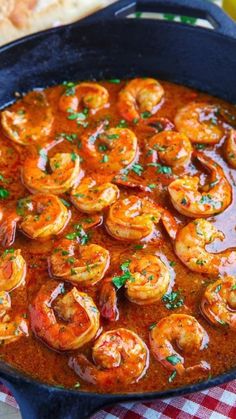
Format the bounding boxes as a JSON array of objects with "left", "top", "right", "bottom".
[{"left": 1, "top": 380, "right": 236, "bottom": 418}]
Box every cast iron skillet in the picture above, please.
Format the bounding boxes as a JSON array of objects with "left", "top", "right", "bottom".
[{"left": 0, "top": 0, "right": 236, "bottom": 418}]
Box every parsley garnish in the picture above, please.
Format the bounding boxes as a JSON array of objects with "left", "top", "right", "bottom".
[
  {"left": 162, "top": 290, "right": 184, "bottom": 310},
  {"left": 0, "top": 188, "right": 9, "bottom": 199},
  {"left": 112, "top": 260, "right": 134, "bottom": 289},
  {"left": 62, "top": 81, "right": 76, "bottom": 96}
]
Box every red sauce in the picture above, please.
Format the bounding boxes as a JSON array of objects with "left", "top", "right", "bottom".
[{"left": 0, "top": 80, "right": 236, "bottom": 394}]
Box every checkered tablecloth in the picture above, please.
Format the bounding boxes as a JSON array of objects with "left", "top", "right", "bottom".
[
  {"left": 1, "top": 381, "right": 236, "bottom": 418},
  {"left": 1, "top": 0, "right": 236, "bottom": 418}
]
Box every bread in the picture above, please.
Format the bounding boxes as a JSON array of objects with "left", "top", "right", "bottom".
[{"left": 0, "top": 0, "right": 115, "bottom": 46}]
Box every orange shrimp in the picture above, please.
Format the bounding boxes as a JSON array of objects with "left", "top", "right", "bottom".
[
  {"left": 69, "top": 328, "right": 149, "bottom": 387},
  {"left": 106, "top": 195, "right": 178, "bottom": 241},
  {"left": 59, "top": 82, "right": 109, "bottom": 113},
  {"left": 1, "top": 91, "right": 53, "bottom": 146},
  {"left": 117, "top": 78, "right": 164, "bottom": 122},
  {"left": 49, "top": 239, "right": 110, "bottom": 286},
  {"left": 150, "top": 314, "right": 210, "bottom": 376},
  {"left": 29, "top": 281, "right": 100, "bottom": 351}
]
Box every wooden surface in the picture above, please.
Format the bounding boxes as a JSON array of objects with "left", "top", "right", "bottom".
[{"left": 0, "top": 402, "right": 21, "bottom": 419}]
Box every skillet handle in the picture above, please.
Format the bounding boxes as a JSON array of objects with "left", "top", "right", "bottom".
[
  {"left": 0, "top": 374, "right": 115, "bottom": 419},
  {"left": 136, "top": 0, "right": 236, "bottom": 37},
  {"left": 82, "top": 0, "right": 236, "bottom": 38}
]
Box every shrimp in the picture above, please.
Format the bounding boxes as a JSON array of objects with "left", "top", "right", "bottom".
[
  {"left": 59, "top": 82, "right": 109, "bottom": 113},
  {"left": 117, "top": 78, "right": 164, "bottom": 122},
  {"left": 149, "top": 314, "right": 209, "bottom": 375},
  {"left": 146, "top": 131, "right": 192, "bottom": 168},
  {"left": 168, "top": 152, "right": 232, "bottom": 217},
  {"left": 106, "top": 195, "right": 178, "bottom": 241},
  {"left": 69, "top": 328, "right": 149, "bottom": 387},
  {"left": 138, "top": 117, "right": 175, "bottom": 135},
  {"left": 174, "top": 219, "right": 236, "bottom": 276},
  {"left": 99, "top": 277, "right": 119, "bottom": 321},
  {"left": 201, "top": 276, "right": 236, "bottom": 329},
  {"left": 22, "top": 141, "right": 81, "bottom": 194},
  {"left": 126, "top": 254, "right": 171, "bottom": 305},
  {"left": 0, "top": 291, "right": 28, "bottom": 343},
  {"left": 175, "top": 102, "right": 224, "bottom": 144},
  {"left": 71, "top": 177, "right": 119, "bottom": 213},
  {"left": 81, "top": 125, "right": 138, "bottom": 173},
  {"left": 49, "top": 239, "right": 110, "bottom": 286},
  {"left": 29, "top": 281, "right": 100, "bottom": 351},
  {"left": 225, "top": 129, "right": 236, "bottom": 168},
  {"left": 1, "top": 91, "right": 53, "bottom": 146},
  {"left": 0, "top": 194, "right": 70, "bottom": 245},
  {"left": 0, "top": 249, "right": 26, "bottom": 292}
]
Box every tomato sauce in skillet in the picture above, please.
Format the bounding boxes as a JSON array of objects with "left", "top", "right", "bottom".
[{"left": 0, "top": 78, "right": 236, "bottom": 394}]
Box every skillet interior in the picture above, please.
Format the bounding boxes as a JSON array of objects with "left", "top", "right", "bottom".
[{"left": 0, "top": 0, "right": 236, "bottom": 418}]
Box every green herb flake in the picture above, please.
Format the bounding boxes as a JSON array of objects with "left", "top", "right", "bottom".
[
  {"left": 141, "top": 111, "right": 151, "bottom": 119},
  {"left": 162, "top": 290, "right": 184, "bottom": 310},
  {"left": 149, "top": 322, "right": 157, "bottom": 330},
  {"left": 101, "top": 155, "right": 109, "bottom": 163},
  {"left": 108, "top": 79, "right": 121, "bottom": 84},
  {"left": 117, "top": 120, "right": 128, "bottom": 128},
  {"left": 168, "top": 370, "right": 177, "bottom": 383},
  {"left": 169, "top": 261, "right": 176, "bottom": 267},
  {"left": 71, "top": 152, "right": 77, "bottom": 162},
  {"left": 62, "top": 81, "right": 76, "bottom": 96},
  {"left": 0, "top": 188, "right": 9, "bottom": 199},
  {"left": 166, "top": 355, "right": 181, "bottom": 366},
  {"left": 131, "top": 163, "right": 144, "bottom": 176},
  {"left": 60, "top": 199, "right": 71, "bottom": 207},
  {"left": 215, "top": 284, "right": 222, "bottom": 293}
]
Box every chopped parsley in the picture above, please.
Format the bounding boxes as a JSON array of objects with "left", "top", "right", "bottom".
[
  {"left": 62, "top": 81, "right": 76, "bottom": 96},
  {"left": 57, "top": 133, "right": 77, "bottom": 143},
  {"left": 215, "top": 284, "right": 222, "bottom": 293},
  {"left": 101, "top": 155, "right": 109, "bottom": 163},
  {"left": 149, "top": 322, "right": 157, "bottom": 330},
  {"left": 60, "top": 199, "right": 71, "bottom": 207},
  {"left": 131, "top": 163, "right": 144, "bottom": 176},
  {"left": 71, "top": 152, "right": 77, "bottom": 162},
  {"left": 65, "top": 224, "right": 89, "bottom": 245},
  {"left": 141, "top": 111, "right": 151, "bottom": 119},
  {"left": 162, "top": 290, "right": 184, "bottom": 310},
  {"left": 112, "top": 260, "right": 134, "bottom": 289},
  {"left": 166, "top": 355, "right": 181, "bottom": 366},
  {"left": 117, "top": 120, "right": 128, "bottom": 128},
  {"left": 168, "top": 370, "right": 177, "bottom": 383},
  {"left": 0, "top": 188, "right": 9, "bottom": 199},
  {"left": 108, "top": 79, "right": 121, "bottom": 84}
]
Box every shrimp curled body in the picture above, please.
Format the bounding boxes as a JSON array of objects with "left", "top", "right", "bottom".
[
  {"left": 1, "top": 92, "right": 54, "bottom": 146},
  {"left": 201, "top": 276, "right": 236, "bottom": 330},
  {"left": 126, "top": 254, "right": 171, "bottom": 305},
  {"left": 147, "top": 131, "right": 192, "bottom": 168},
  {"left": 175, "top": 102, "right": 224, "bottom": 144},
  {"left": 59, "top": 82, "right": 109, "bottom": 113},
  {"left": 0, "top": 249, "right": 26, "bottom": 292},
  {"left": 22, "top": 143, "right": 81, "bottom": 194},
  {"left": 149, "top": 314, "right": 209, "bottom": 375},
  {"left": 225, "top": 129, "right": 236, "bottom": 168},
  {"left": 29, "top": 281, "right": 100, "bottom": 351},
  {"left": 106, "top": 195, "right": 178, "bottom": 241},
  {"left": 81, "top": 126, "right": 138, "bottom": 173},
  {"left": 49, "top": 239, "right": 110, "bottom": 286},
  {"left": 117, "top": 78, "right": 164, "bottom": 122},
  {"left": 168, "top": 152, "right": 232, "bottom": 217},
  {"left": 71, "top": 177, "right": 119, "bottom": 213},
  {"left": 175, "top": 219, "right": 236, "bottom": 276},
  {"left": 69, "top": 328, "right": 149, "bottom": 387}
]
